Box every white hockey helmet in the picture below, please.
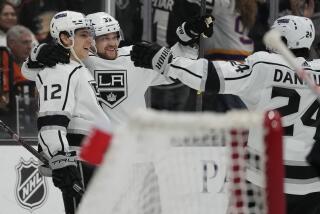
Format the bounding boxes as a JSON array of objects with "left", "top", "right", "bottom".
[
  {"left": 271, "top": 15, "right": 315, "bottom": 50},
  {"left": 50, "top": 11, "right": 92, "bottom": 46},
  {"left": 86, "top": 12, "right": 121, "bottom": 37}
]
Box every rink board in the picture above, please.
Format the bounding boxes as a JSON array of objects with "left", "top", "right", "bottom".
[{"left": 0, "top": 142, "right": 64, "bottom": 214}]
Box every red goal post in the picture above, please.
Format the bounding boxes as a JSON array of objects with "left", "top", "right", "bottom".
[{"left": 77, "top": 110, "right": 285, "bottom": 214}]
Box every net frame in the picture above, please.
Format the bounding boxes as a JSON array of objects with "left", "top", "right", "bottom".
[{"left": 77, "top": 110, "right": 285, "bottom": 214}]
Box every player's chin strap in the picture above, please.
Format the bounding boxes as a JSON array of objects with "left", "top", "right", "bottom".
[
  {"left": 70, "top": 47, "right": 85, "bottom": 67},
  {"left": 90, "top": 39, "right": 98, "bottom": 55},
  {"left": 59, "top": 37, "right": 86, "bottom": 67}
]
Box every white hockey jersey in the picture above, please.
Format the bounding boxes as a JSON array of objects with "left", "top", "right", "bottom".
[
  {"left": 36, "top": 60, "right": 111, "bottom": 157},
  {"left": 83, "top": 46, "right": 171, "bottom": 127},
  {"left": 22, "top": 43, "right": 197, "bottom": 128},
  {"left": 164, "top": 51, "right": 320, "bottom": 195}
]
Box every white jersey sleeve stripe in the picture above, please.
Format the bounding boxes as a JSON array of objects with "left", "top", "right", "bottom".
[
  {"left": 58, "top": 130, "right": 65, "bottom": 151},
  {"left": 37, "top": 73, "right": 43, "bottom": 85},
  {"left": 62, "top": 65, "right": 82, "bottom": 110},
  {"left": 39, "top": 129, "right": 69, "bottom": 156},
  {"left": 170, "top": 64, "right": 202, "bottom": 79},
  {"left": 39, "top": 133, "right": 54, "bottom": 157}
]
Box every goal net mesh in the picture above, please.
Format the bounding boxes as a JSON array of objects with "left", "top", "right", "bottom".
[{"left": 77, "top": 110, "right": 284, "bottom": 214}]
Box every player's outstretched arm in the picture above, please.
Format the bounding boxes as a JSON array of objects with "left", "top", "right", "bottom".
[
  {"left": 176, "top": 15, "right": 214, "bottom": 46},
  {"left": 130, "top": 42, "right": 220, "bottom": 93}
]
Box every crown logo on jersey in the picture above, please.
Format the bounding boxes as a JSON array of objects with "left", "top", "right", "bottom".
[{"left": 107, "top": 92, "right": 117, "bottom": 102}]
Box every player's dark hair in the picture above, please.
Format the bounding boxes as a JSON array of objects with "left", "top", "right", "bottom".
[
  {"left": 282, "top": 36, "right": 311, "bottom": 59},
  {"left": 291, "top": 48, "right": 310, "bottom": 59}
]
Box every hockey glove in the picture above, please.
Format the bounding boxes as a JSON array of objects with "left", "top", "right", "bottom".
[
  {"left": 30, "top": 43, "right": 70, "bottom": 67},
  {"left": 26, "top": 58, "right": 44, "bottom": 69},
  {"left": 49, "top": 151, "right": 83, "bottom": 197},
  {"left": 307, "top": 140, "right": 320, "bottom": 177},
  {"left": 176, "top": 15, "right": 214, "bottom": 46},
  {"left": 131, "top": 41, "right": 173, "bottom": 74}
]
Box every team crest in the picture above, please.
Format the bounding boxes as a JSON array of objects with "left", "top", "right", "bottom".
[
  {"left": 15, "top": 158, "right": 47, "bottom": 212},
  {"left": 94, "top": 70, "right": 127, "bottom": 108}
]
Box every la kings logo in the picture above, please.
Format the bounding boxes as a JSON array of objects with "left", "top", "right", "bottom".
[
  {"left": 15, "top": 158, "right": 47, "bottom": 212},
  {"left": 94, "top": 70, "right": 127, "bottom": 108}
]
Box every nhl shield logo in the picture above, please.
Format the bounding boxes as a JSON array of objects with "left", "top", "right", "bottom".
[
  {"left": 94, "top": 70, "right": 127, "bottom": 108},
  {"left": 15, "top": 158, "right": 47, "bottom": 212}
]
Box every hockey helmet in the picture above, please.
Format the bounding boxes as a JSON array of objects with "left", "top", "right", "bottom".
[
  {"left": 50, "top": 11, "right": 92, "bottom": 46},
  {"left": 271, "top": 15, "right": 315, "bottom": 50},
  {"left": 86, "top": 12, "right": 121, "bottom": 37}
]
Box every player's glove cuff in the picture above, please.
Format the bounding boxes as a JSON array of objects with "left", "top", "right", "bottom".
[
  {"left": 176, "top": 22, "right": 197, "bottom": 46},
  {"left": 131, "top": 41, "right": 173, "bottom": 75},
  {"left": 49, "top": 151, "right": 78, "bottom": 170},
  {"left": 152, "top": 47, "right": 173, "bottom": 75}
]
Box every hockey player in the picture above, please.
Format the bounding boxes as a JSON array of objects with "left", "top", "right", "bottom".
[
  {"left": 32, "top": 11, "right": 111, "bottom": 214},
  {"left": 23, "top": 12, "right": 213, "bottom": 128},
  {"left": 130, "top": 15, "right": 320, "bottom": 214}
]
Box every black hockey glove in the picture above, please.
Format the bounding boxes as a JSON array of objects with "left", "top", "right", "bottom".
[
  {"left": 30, "top": 43, "right": 70, "bottom": 67},
  {"left": 49, "top": 151, "right": 83, "bottom": 197},
  {"left": 131, "top": 41, "right": 173, "bottom": 74},
  {"left": 176, "top": 15, "right": 214, "bottom": 46},
  {"left": 307, "top": 139, "right": 320, "bottom": 177},
  {"left": 26, "top": 58, "right": 44, "bottom": 69}
]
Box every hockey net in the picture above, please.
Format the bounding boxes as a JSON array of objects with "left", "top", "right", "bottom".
[{"left": 77, "top": 110, "right": 285, "bottom": 214}]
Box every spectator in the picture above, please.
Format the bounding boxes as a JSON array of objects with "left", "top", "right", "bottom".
[
  {"left": 115, "top": 0, "right": 142, "bottom": 46},
  {"left": 249, "top": 0, "right": 269, "bottom": 52},
  {"left": 7, "top": 25, "right": 35, "bottom": 65},
  {"left": 18, "top": 0, "right": 84, "bottom": 43},
  {"left": 204, "top": 0, "right": 256, "bottom": 61},
  {"left": 0, "top": 25, "right": 36, "bottom": 111},
  {"left": 250, "top": 0, "right": 315, "bottom": 55},
  {"left": 0, "top": 0, "right": 17, "bottom": 46},
  {"left": 279, "top": 0, "right": 315, "bottom": 18}
]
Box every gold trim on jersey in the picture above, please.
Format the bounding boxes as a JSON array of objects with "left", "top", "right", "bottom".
[{"left": 205, "top": 48, "right": 252, "bottom": 56}]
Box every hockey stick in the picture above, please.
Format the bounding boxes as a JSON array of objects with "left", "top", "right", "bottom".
[
  {"left": 0, "top": 119, "right": 49, "bottom": 165},
  {"left": 196, "top": 0, "right": 207, "bottom": 112},
  {"left": 263, "top": 29, "right": 320, "bottom": 99},
  {"left": 0, "top": 119, "right": 84, "bottom": 195}
]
